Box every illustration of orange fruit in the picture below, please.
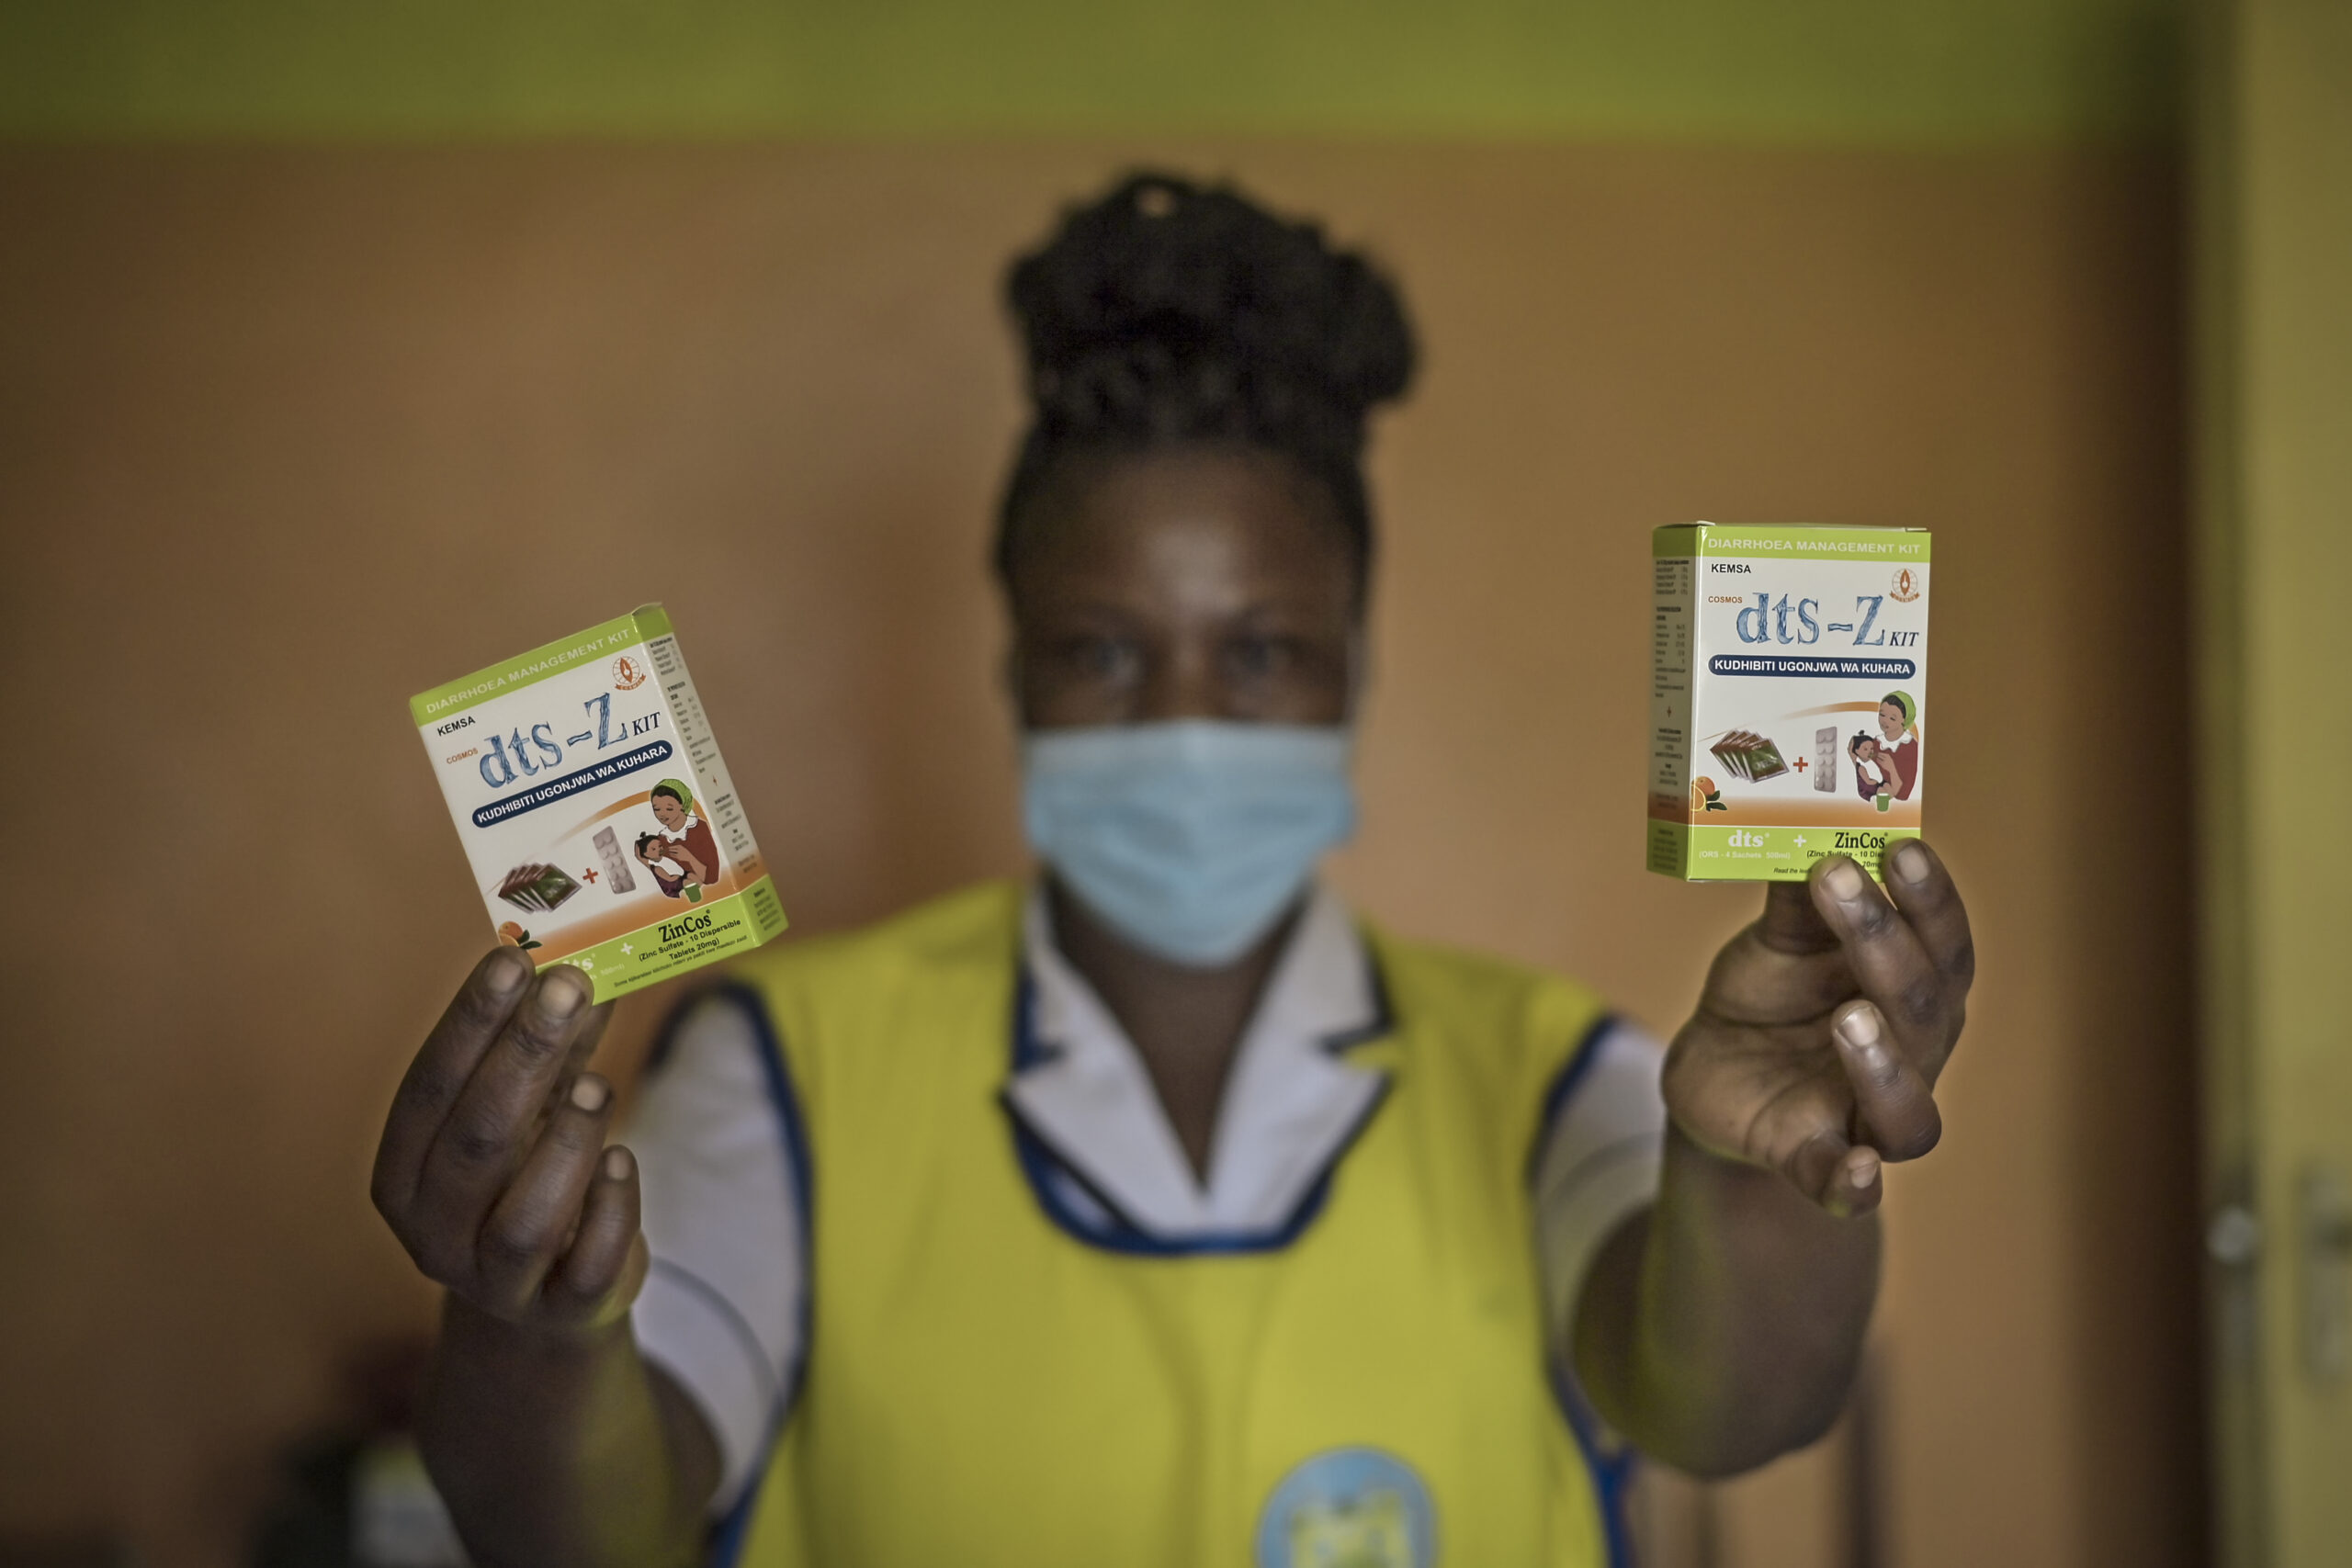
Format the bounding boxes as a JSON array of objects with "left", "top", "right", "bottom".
[
  {"left": 1690, "top": 776, "right": 1718, "bottom": 810},
  {"left": 497, "top": 921, "right": 526, "bottom": 945}
]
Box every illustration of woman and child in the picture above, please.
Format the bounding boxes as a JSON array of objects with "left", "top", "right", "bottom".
[
  {"left": 634, "top": 778, "right": 720, "bottom": 903},
  {"left": 1849, "top": 691, "right": 1921, "bottom": 807}
]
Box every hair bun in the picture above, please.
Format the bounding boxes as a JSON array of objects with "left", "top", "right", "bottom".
[{"left": 1005, "top": 172, "right": 1416, "bottom": 451}]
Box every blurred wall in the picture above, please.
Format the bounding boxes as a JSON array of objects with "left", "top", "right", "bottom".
[{"left": 0, "top": 140, "right": 2198, "bottom": 1568}]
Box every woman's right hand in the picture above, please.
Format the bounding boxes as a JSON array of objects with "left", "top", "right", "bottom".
[{"left": 371, "top": 950, "right": 648, "bottom": 1335}]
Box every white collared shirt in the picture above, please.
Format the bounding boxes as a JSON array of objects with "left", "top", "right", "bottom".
[
  {"left": 628, "top": 886, "right": 1667, "bottom": 1508},
  {"left": 1005, "top": 886, "right": 1391, "bottom": 1239}
]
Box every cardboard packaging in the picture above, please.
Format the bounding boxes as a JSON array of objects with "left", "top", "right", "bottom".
[
  {"left": 1648, "top": 524, "right": 1929, "bottom": 881},
  {"left": 412, "top": 605, "right": 786, "bottom": 999}
]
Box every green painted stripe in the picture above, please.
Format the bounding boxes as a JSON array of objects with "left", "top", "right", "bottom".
[
  {"left": 0, "top": 1, "right": 2181, "bottom": 144},
  {"left": 410, "top": 604, "right": 671, "bottom": 726},
  {"left": 1652, "top": 524, "right": 1931, "bottom": 562}
]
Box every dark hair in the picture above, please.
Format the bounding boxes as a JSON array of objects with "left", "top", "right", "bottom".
[
  {"left": 1849, "top": 731, "right": 1876, "bottom": 756},
  {"left": 994, "top": 171, "right": 1417, "bottom": 599},
  {"left": 650, "top": 784, "right": 684, "bottom": 806}
]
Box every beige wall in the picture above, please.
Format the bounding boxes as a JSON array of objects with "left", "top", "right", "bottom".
[{"left": 0, "top": 142, "right": 2198, "bottom": 1565}]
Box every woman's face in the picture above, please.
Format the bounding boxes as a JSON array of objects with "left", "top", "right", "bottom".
[
  {"left": 1879, "top": 702, "right": 1905, "bottom": 739},
  {"left": 1006, "top": 447, "right": 1360, "bottom": 730},
  {"left": 650, "top": 795, "right": 686, "bottom": 830}
]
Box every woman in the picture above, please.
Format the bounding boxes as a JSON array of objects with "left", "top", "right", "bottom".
[
  {"left": 1872, "top": 691, "right": 1921, "bottom": 802},
  {"left": 370, "top": 174, "right": 1973, "bottom": 1567},
  {"left": 638, "top": 779, "right": 718, "bottom": 900}
]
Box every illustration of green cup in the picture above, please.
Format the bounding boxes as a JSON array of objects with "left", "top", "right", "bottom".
[{"left": 1874, "top": 792, "right": 1892, "bottom": 813}]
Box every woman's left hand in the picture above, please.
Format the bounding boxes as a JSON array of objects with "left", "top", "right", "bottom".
[{"left": 1661, "top": 840, "right": 1973, "bottom": 1216}]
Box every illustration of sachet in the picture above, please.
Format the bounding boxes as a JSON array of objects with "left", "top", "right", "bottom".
[
  {"left": 1709, "top": 729, "right": 1789, "bottom": 784},
  {"left": 592, "top": 827, "right": 637, "bottom": 895},
  {"left": 496, "top": 863, "right": 581, "bottom": 913}
]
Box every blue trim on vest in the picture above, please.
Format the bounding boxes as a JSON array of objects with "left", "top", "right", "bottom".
[
  {"left": 1530, "top": 1011, "right": 1641, "bottom": 1568},
  {"left": 1526, "top": 1011, "right": 1623, "bottom": 1186},
  {"left": 659, "top": 983, "right": 812, "bottom": 1568},
  {"left": 997, "top": 965, "right": 1396, "bottom": 1259},
  {"left": 1552, "top": 1361, "right": 1639, "bottom": 1568}
]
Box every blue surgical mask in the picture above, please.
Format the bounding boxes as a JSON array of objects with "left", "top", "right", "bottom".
[{"left": 1022, "top": 720, "right": 1356, "bottom": 968}]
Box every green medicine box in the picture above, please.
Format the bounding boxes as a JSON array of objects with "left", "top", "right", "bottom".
[
  {"left": 412, "top": 605, "right": 787, "bottom": 1000},
  {"left": 1647, "top": 524, "right": 1930, "bottom": 882}
]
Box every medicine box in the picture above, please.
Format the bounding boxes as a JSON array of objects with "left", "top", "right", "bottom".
[
  {"left": 1648, "top": 524, "right": 1930, "bottom": 882},
  {"left": 412, "top": 605, "right": 786, "bottom": 1000}
]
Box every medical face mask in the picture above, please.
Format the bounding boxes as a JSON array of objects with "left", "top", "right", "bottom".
[{"left": 1021, "top": 720, "right": 1356, "bottom": 967}]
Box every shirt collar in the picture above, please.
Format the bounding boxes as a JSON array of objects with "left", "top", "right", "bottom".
[{"left": 1005, "top": 883, "right": 1390, "bottom": 1237}]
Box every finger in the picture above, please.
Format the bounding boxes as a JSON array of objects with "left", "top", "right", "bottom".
[
  {"left": 1826, "top": 1146, "right": 1885, "bottom": 1219},
  {"left": 372, "top": 948, "right": 535, "bottom": 1222},
  {"left": 1831, "top": 1001, "right": 1941, "bottom": 1161},
  {"left": 567, "top": 998, "right": 615, "bottom": 1070},
  {"left": 1786, "top": 1126, "right": 1886, "bottom": 1219},
  {"left": 1881, "top": 839, "right": 1976, "bottom": 993},
  {"left": 1808, "top": 856, "right": 1955, "bottom": 1077},
  {"left": 548, "top": 1145, "right": 647, "bottom": 1325},
  {"left": 474, "top": 1073, "right": 616, "bottom": 1310},
  {"left": 1781, "top": 1124, "right": 1844, "bottom": 1208},
  {"left": 535, "top": 1001, "right": 616, "bottom": 1118},
  {"left": 410, "top": 966, "right": 599, "bottom": 1264}
]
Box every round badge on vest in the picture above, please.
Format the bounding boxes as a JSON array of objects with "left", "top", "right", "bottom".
[{"left": 1253, "top": 1446, "right": 1437, "bottom": 1567}]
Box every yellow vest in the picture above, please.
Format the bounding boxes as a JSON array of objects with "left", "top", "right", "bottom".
[{"left": 710, "top": 882, "right": 1628, "bottom": 1568}]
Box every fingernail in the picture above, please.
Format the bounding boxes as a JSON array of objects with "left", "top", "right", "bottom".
[
  {"left": 1894, "top": 841, "right": 1930, "bottom": 885},
  {"left": 1825, "top": 861, "right": 1867, "bottom": 901},
  {"left": 570, "top": 1075, "right": 609, "bottom": 1113},
  {"left": 540, "top": 969, "right": 588, "bottom": 1020},
  {"left": 1851, "top": 1151, "right": 1882, "bottom": 1189},
  {"left": 1837, "top": 1004, "right": 1883, "bottom": 1046},
  {"left": 485, "top": 952, "right": 529, "bottom": 996},
  {"left": 603, "top": 1146, "right": 635, "bottom": 1181}
]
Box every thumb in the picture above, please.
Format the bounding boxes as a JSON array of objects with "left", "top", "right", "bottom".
[{"left": 1754, "top": 877, "right": 1839, "bottom": 955}]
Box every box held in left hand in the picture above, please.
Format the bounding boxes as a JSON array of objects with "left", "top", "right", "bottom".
[{"left": 412, "top": 604, "right": 787, "bottom": 1001}]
